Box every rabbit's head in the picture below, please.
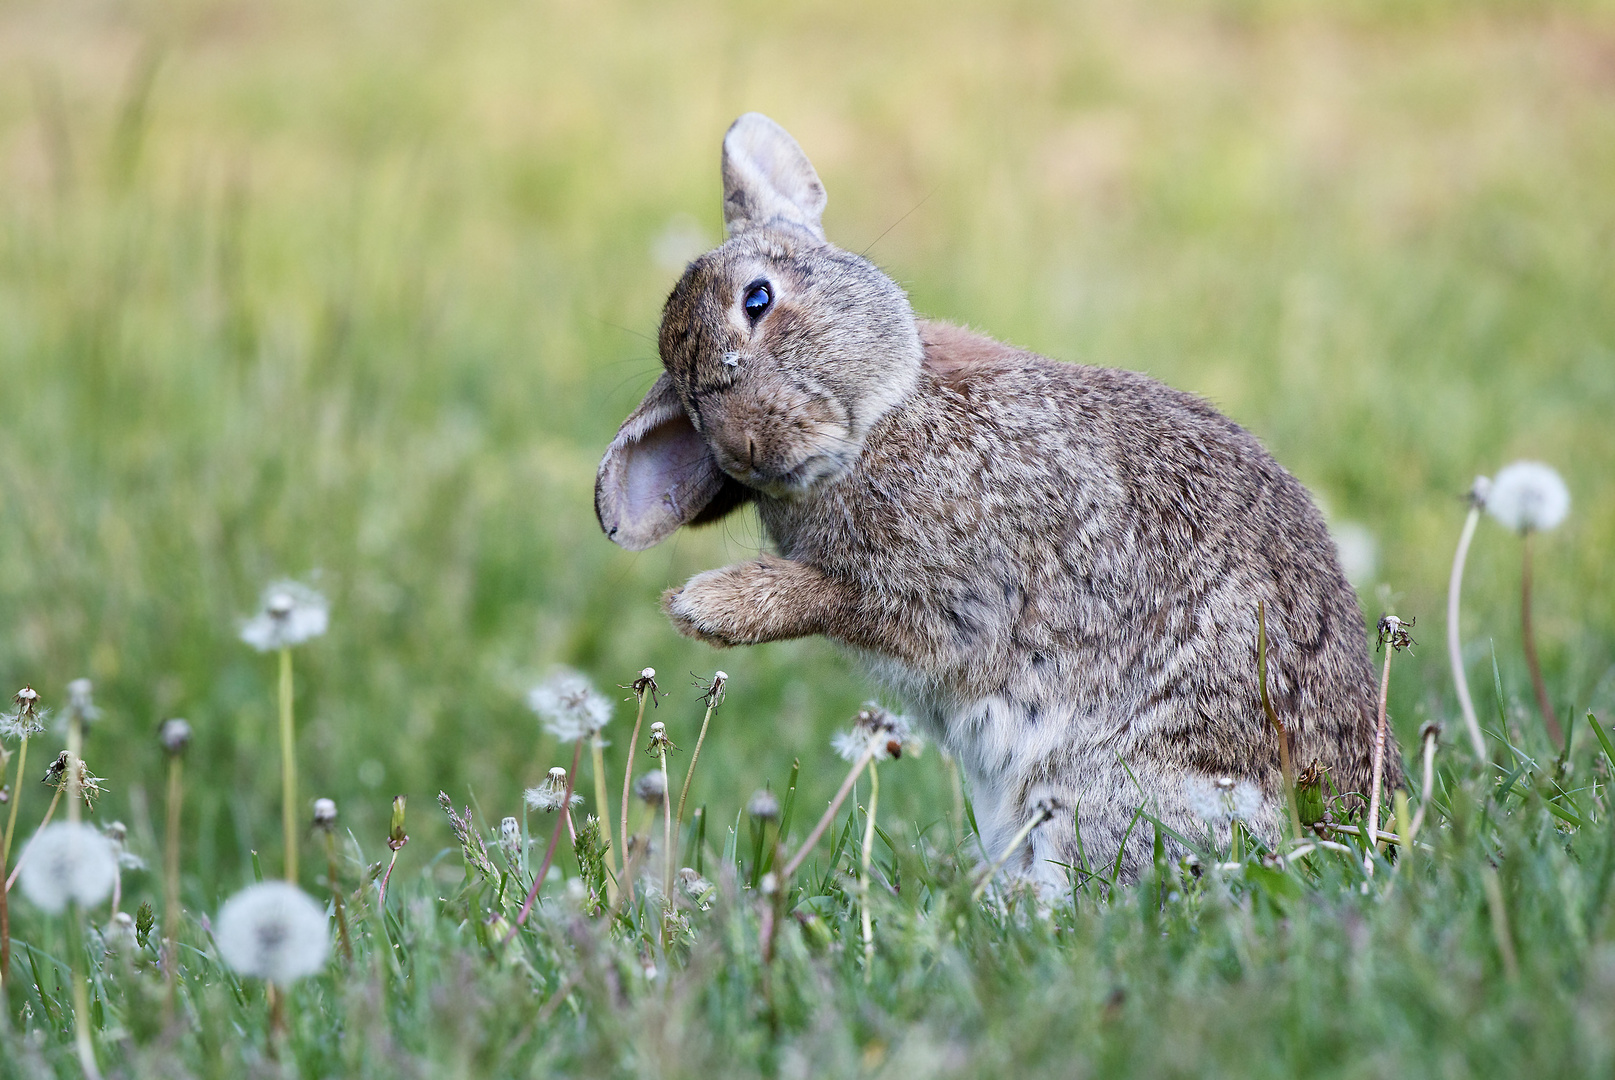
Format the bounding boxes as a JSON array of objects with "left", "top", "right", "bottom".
[{"left": 597, "top": 113, "right": 923, "bottom": 550}]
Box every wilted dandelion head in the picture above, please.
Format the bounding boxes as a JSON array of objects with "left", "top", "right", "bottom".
[
  {"left": 159, "top": 718, "right": 192, "bottom": 756},
  {"left": 1, "top": 685, "right": 46, "bottom": 740},
  {"left": 645, "top": 721, "right": 677, "bottom": 754},
  {"left": 634, "top": 770, "right": 667, "bottom": 804},
  {"left": 524, "top": 767, "right": 584, "bottom": 812},
  {"left": 215, "top": 881, "right": 331, "bottom": 986},
  {"left": 18, "top": 822, "right": 118, "bottom": 914},
  {"left": 104, "top": 821, "right": 145, "bottom": 871},
  {"left": 677, "top": 867, "right": 715, "bottom": 909},
  {"left": 1487, "top": 461, "right": 1570, "bottom": 534},
  {"left": 831, "top": 705, "right": 922, "bottom": 763},
  {"left": 239, "top": 580, "right": 329, "bottom": 652},
  {"left": 527, "top": 669, "right": 613, "bottom": 743},
  {"left": 1184, "top": 775, "right": 1264, "bottom": 829}
]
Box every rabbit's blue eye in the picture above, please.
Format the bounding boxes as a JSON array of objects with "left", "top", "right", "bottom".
[{"left": 743, "top": 280, "right": 773, "bottom": 321}]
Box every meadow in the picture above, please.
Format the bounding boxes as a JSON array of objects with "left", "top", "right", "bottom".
[{"left": 1, "top": 0, "right": 1614, "bottom": 1075}]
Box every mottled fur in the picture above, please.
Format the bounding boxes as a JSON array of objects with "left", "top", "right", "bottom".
[{"left": 596, "top": 113, "right": 1400, "bottom": 887}]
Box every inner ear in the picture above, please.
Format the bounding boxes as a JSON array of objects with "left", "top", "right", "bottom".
[
  {"left": 596, "top": 375, "right": 736, "bottom": 551},
  {"left": 722, "top": 113, "right": 827, "bottom": 239}
]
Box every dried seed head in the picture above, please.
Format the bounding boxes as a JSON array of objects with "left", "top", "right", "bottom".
[
  {"left": 746, "top": 789, "right": 780, "bottom": 821},
  {"left": 43, "top": 751, "right": 106, "bottom": 811},
  {"left": 1, "top": 686, "right": 46, "bottom": 740},
  {"left": 214, "top": 881, "right": 331, "bottom": 986},
  {"left": 1468, "top": 475, "right": 1492, "bottom": 509},
  {"left": 312, "top": 798, "right": 338, "bottom": 830},
  {"left": 1377, "top": 614, "right": 1416, "bottom": 653},
  {"left": 18, "top": 822, "right": 118, "bottom": 914},
  {"left": 65, "top": 679, "right": 100, "bottom": 727},
  {"left": 159, "top": 718, "right": 192, "bottom": 755},
  {"left": 701, "top": 670, "right": 729, "bottom": 708},
  {"left": 524, "top": 767, "right": 583, "bottom": 813},
  {"left": 239, "top": 580, "right": 329, "bottom": 652},
  {"left": 628, "top": 667, "right": 659, "bottom": 704},
  {"left": 645, "top": 721, "right": 678, "bottom": 755}
]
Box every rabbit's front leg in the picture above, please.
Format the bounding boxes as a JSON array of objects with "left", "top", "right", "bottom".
[{"left": 662, "top": 553, "right": 852, "bottom": 647}]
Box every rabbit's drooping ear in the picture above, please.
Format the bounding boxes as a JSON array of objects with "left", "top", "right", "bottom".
[
  {"left": 722, "top": 113, "right": 827, "bottom": 240},
  {"left": 596, "top": 374, "right": 731, "bottom": 551}
]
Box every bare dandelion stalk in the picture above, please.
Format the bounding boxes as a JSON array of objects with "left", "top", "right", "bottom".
[
  {"left": 278, "top": 646, "right": 298, "bottom": 884},
  {"left": 590, "top": 735, "right": 618, "bottom": 904},
  {"left": 1481, "top": 864, "right": 1520, "bottom": 981},
  {"left": 659, "top": 746, "right": 673, "bottom": 901},
  {"left": 676, "top": 671, "right": 726, "bottom": 833},
  {"left": 971, "top": 800, "right": 1058, "bottom": 903},
  {"left": 1368, "top": 614, "right": 1415, "bottom": 870},
  {"left": 161, "top": 720, "right": 191, "bottom": 1019},
  {"left": 780, "top": 740, "right": 879, "bottom": 882},
  {"left": 1519, "top": 533, "right": 1562, "bottom": 747},
  {"left": 1407, "top": 723, "right": 1440, "bottom": 843},
  {"left": 509, "top": 739, "right": 584, "bottom": 938},
  {"left": 618, "top": 668, "right": 656, "bottom": 904},
  {"left": 7, "top": 783, "right": 65, "bottom": 892},
  {"left": 70, "top": 910, "right": 101, "bottom": 1080},
  {"left": 1258, "top": 602, "right": 1304, "bottom": 841},
  {"left": 1447, "top": 480, "right": 1490, "bottom": 761},
  {"left": 314, "top": 801, "right": 352, "bottom": 963},
  {"left": 860, "top": 762, "right": 879, "bottom": 980},
  {"left": 2, "top": 733, "right": 30, "bottom": 864}
]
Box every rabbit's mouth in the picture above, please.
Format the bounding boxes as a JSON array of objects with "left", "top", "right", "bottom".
[{"left": 729, "top": 449, "right": 848, "bottom": 499}]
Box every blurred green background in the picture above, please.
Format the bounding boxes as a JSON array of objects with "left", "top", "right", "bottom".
[{"left": 1, "top": 0, "right": 1611, "bottom": 898}]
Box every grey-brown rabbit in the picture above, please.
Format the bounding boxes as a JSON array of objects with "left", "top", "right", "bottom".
[{"left": 597, "top": 113, "right": 1400, "bottom": 888}]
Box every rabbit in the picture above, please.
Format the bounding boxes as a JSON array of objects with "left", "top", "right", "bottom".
[{"left": 596, "top": 112, "right": 1401, "bottom": 889}]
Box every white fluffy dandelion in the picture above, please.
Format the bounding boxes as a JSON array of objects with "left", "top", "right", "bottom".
[
  {"left": 239, "top": 580, "right": 329, "bottom": 652},
  {"left": 633, "top": 770, "right": 667, "bottom": 804},
  {"left": 1486, "top": 461, "right": 1570, "bottom": 534},
  {"left": 214, "top": 881, "right": 331, "bottom": 985},
  {"left": 524, "top": 767, "right": 584, "bottom": 812},
  {"left": 1183, "top": 775, "right": 1264, "bottom": 829},
  {"left": 526, "top": 669, "right": 613, "bottom": 743},
  {"left": 831, "top": 705, "right": 922, "bottom": 763},
  {"left": 18, "top": 822, "right": 119, "bottom": 914}
]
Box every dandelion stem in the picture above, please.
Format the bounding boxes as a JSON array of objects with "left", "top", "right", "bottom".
[
  {"left": 619, "top": 684, "right": 650, "bottom": 905},
  {"left": 1367, "top": 637, "right": 1394, "bottom": 869},
  {"left": 2, "top": 734, "right": 29, "bottom": 864},
  {"left": 325, "top": 830, "right": 352, "bottom": 963},
  {"left": 66, "top": 714, "right": 83, "bottom": 827},
  {"left": 69, "top": 906, "right": 102, "bottom": 1080},
  {"left": 590, "top": 736, "right": 618, "bottom": 904},
  {"left": 163, "top": 751, "right": 184, "bottom": 1018},
  {"left": 1481, "top": 865, "right": 1520, "bottom": 981},
  {"left": 660, "top": 750, "right": 673, "bottom": 901},
  {"left": 1407, "top": 726, "right": 1439, "bottom": 843},
  {"left": 860, "top": 762, "right": 879, "bottom": 981},
  {"left": 972, "top": 802, "right": 1055, "bottom": 902},
  {"left": 1446, "top": 503, "right": 1488, "bottom": 761},
  {"left": 1520, "top": 532, "right": 1562, "bottom": 747},
  {"left": 378, "top": 848, "right": 401, "bottom": 910},
  {"left": 676, "top": 695, "right": 719, "bottom": 833},
  {"left": 278, "top": 646, "right": 299, "bottom": 884},
  {"left": 780, "top": 741, "right": 878, "bottom": 882},
  {"left": 1258, "top": 602, "right": 1304, "bottom": 841},
  {"left": 7, "top": 785, "right": 64, "bottom": 892},
  {"left": 509, "top": 739, "right": 583, "bottom": 938}
]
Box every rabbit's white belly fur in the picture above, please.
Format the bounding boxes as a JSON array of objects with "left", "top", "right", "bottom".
[{"left": 859, "top": 650, "right": 1284, "bottom": 891}]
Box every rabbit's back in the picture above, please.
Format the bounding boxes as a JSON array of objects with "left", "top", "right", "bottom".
[{"left": 758, "top": 321, "right": 1394, "bottom": 882}]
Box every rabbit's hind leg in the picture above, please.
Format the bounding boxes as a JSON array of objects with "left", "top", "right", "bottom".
[{"left": 662, "top": 553, "right": 854, "bottom": 647}]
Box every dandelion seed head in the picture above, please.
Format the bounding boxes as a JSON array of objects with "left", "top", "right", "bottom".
[
  {"left": 104, "top": 821, "right": 145, "bottom": 871},
  {"left": 633, "top": 770, "right": 666, "bottom": 804},
  {"left": 1486, "top": 461, "right": 1570, "bottom": 534},
  {"left": 1230, "top": 781, "right": 1264, "bottom": 824},
  {"left": 65, "top": 678, "right": 100, "bottom": 726},
  {"left": 831, "top": 705, "right": 922, "bottom": 762},
  {"left": 1468, "top": 475, "right": 1492, "bottom": 508},
  {"left": 159, "top": 718, "right": 192, "bottom": 755},
  {"left": 104, "top": 910, "right": 138, "bottom": 953},
  {"left": 747, "top": 789, "right": 780, "bottom": 820},
  {"left": 499, "top": 816, "right": 522, "bottom": 861},
  {"left": 239, "top": 580, "right": 329, "bottom": 652},
  {"left": 214, "top": 881, "right": 331, "bottom": 986},
  {"left": 526, "top": 669, "right": 613, "bottom": 743},
  {"left": 641, "top": 668, "right": 656, "bottom": 680},
  {"left": 523, "top": 767, "right": 583, "bottom": 812},
  {"left": 1, "top": 685, "right": 46, "bottom": 740},
  {"left": 18, "top": 822, "right": 118, "bottom": 914},
  {"left": 312, "top": 798, "right": 338, "bottom": 829},
  {"left": 1184, "top": 775, "right": 1231, "bottom": 828}
]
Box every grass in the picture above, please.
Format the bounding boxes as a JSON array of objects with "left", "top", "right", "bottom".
[{"left": 2, "top": 0, "right": 1615, "bottom": 1074}]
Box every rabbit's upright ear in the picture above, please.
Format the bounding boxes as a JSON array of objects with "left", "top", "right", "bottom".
[
  {"left": 722, "top": 113, "right": 827, "bottom": 240},
  {"left": 596, "top": 374, "right": 731, "bottom": 551}
]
